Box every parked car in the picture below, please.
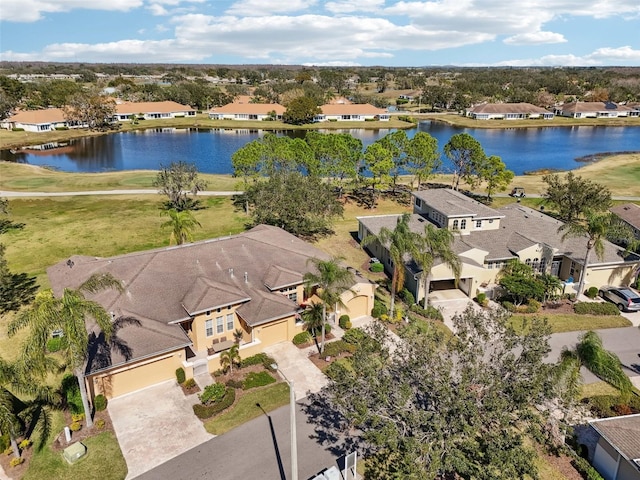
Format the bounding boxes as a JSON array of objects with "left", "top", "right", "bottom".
[{"left": 598, "top": 285, "right": 640, "bottom": 312}]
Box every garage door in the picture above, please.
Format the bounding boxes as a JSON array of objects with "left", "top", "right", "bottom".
[
  {"left": 344, "top": 295, "right": 368, "bottom": 318},
  {"left": 260, "top": 320, "right": 289, "bottom": 346}
]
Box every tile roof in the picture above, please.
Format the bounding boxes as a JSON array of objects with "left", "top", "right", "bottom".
[
  {"left": 319, "top": 103, "right": 388, "bottom": 115},
  {"left": 557, "top": 101, "right": 636, "bottom": 114},
  {"left": 468, "top": 103, "right": 552, "bottom": 115},
  {"left": 611, "top": 203, "right": 640, "bottom": 229},
  {"left": 413, "top": 189, "right": 504, "bottom": 219},
  {"left": 210, "top": 102, "right": 286, "bottom": 115},
  {"left": 7, "top": 108, "right": 67, "bottom": 124},
  {"left": 48, "top": 225, "right": 340, "bottom": 373},
  {"left": 590, "top": 414, "right": 640, "bottom": 462},
  {"left": 115, "top": 101, "right": 195, "bottom": 114}
]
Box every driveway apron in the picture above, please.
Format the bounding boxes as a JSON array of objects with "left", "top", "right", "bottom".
[
  {"left": 108, "top": 380, "right": 213, "bottom": 479},
  {"left": 264, "top": 342, "right": 329, "bottom": 400}
]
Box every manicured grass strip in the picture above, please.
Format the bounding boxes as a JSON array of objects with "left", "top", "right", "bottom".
[
  {"left": 580, "top": 381, "right": 621, "bottom": 399},
  {"left": 204, "top": 382, "right": 290, "bottom": 435},
  {"left": 509, "top": 314, "right": 631, "bottom": 334},
  {"left": 23, "top": 411, "right": 127, "bottom": 480}
]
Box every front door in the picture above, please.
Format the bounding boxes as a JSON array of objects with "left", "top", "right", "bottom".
[{"left": 551, "top": 260, "right": 561, "bottom": 277}]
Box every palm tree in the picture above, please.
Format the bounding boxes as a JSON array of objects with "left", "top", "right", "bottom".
[
  {"left": 9, "top": 273, "right": 123, "bottom": 429},
  {"left": 559, "top": 211, "right": 630, "bottom": 298},
  {"left": 220, "top": 345, "right": 241, "bottom": 374},
  {"left": 303, "top": 257, "right": 354, "bottom": 354},
  {"left": 161, "top": 208, "right": 201, "bottom": 245},
  {"left": 0, "top": 387, "right": 21, "bottom": 458},
  {"left": 301, "top": 302, "right": 325, "bottom": 352},
  {"left": 414, "top": 223, "right": 461, "bottom": 307},
  {"left": 361, "top": 213, "right": 418, "bottom": 320}
]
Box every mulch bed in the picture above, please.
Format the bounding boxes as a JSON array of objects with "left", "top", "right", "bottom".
[
  {"left": 0, "top": 443, "right": 33, "bottom": 479},
  {"left": 539, "top": 299, "right": 578, "bottom": 315},
  {"left": 180, "top": 382, "right": 201, "bottom": 396},
  {"left": 50, "top": 409, "right": 115, "bottom": 452}
]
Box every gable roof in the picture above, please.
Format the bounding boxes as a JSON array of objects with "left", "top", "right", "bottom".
[
  {"left": 7, "top": 108, "right": 67, "bottom": 124},
  {"left": 210, "top": 102, "right": 286, "bottom": 115},
  {"left": 590, "top": 414, "right": 640, "bottom": 464},
  {"left": 47, "top": 225, "right": 341, "bottom": 373},
  {"left": 413, "top": 188, "right": 504, "bottom": 219},
  {"left": 611, "top": 203, "right": 640, "bottom": 229},
  {"left": 115, "top": 101, "right": 195, "bottom": 115},
  {"left": 319, "top": 103, "right": 387, "bottom": 115},
  {"left": 557, "top": 101, "right": 635, "bottom": 113},
  {"left": 468, "top": 103, "right": 552, "bottom": 115}
]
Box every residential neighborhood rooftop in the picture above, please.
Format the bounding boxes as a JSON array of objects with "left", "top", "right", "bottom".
[
  {"left": 413, "top": 188, "right": 504, "bottom": 219},
  {"left": 590, "top": 414, "right": 640, "bottom": 463},
  {"left": 611, "top": 203, "right": 640, "bottom": 229}
]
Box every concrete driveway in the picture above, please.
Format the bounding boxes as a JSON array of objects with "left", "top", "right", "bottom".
[
  {"left": 265, "top": 342, "right": 329, "bottom": 400},
  {"left": 108, "top": 380, "right": 213, "bottom": 479}
]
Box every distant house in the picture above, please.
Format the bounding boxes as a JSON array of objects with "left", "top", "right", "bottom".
[
  {"left": 589, "top": 414, "right": 640, "bottom": 480},
  {"left": 611, "top": 203, "right": 640, "bottom": 240},
  {"left": 1, "top": 108, "right": 82, "bottom": 132},
  {"left": 48, "top": 225, "right": 375, "bottom": 400},
  {"left": 208, "top": 102, "right": 286, "bottom": 121},
  {"left": 114, "top": 101, "right": 196, "bottom": 121},
  {"left": 554, "top": 101, "right": 640, "bottom": 118},
  {"left": 315, "top": 103, "right": 390, "bottom": 122},
  {"left": 465, "top": 103, "right": 554, "bottom": 120}
]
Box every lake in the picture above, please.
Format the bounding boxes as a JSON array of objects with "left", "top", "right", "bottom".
[{"left": 2, "top": 122, "right": 639, "bottom": 176}]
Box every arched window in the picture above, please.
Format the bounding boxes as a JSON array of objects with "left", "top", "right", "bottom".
[
  {"left": 460, "top": 219, "right": 466, "bottom": 230},
  {"left": 532, "top": 258, "right": 540, "bottom": 272},
  {"left": 525, "top": 258, "right": 532, "bottom": 266}
]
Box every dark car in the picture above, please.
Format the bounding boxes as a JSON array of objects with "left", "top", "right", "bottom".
[{"left": 598, "top": 285, "right": 640, "bottom": 312}]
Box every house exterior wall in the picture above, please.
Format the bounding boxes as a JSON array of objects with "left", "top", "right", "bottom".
[
  {"left": 583, "top": 265, "right": 638, "bottom": 291},
  {"left": 617, "top": 458, "right": 640, "bottom": 480},
  {"left": 191, "top": 305, "right": 241, "bottom": 352},
  {"left": 337, "top": 282, "right": 376, "bottom": 319},
  {"left": 90, "top": 350, "right": 185, "bottom": 399},
  {"left": 593, "top": 436, "right": 620, "bottom": 480}
]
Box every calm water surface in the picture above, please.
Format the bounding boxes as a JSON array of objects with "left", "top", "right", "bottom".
[{"left": 2, "top": 122, "right": 639, "bottom": 175}]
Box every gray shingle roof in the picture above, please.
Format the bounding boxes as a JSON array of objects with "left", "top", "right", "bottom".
[
  {"left": 611, "top": 203, "right": 640, "bottom": 229},
  {"left": 590, "top": 414, "right": 640, "bottom": 462},
  {"left": 412, "top": 189, "right": 504, "bottom": 219},
  {"left": 48, "top": 225, "right": 336, "bottom": 373}
]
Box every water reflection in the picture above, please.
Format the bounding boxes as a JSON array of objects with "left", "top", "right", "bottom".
[{"left": 1, "top": 123, "right": 638, "bottom": 175}]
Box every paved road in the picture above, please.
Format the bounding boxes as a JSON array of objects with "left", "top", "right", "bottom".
[
  {"left": 0, "top": 189, "right": 240, "bottom": 197},
  {"left": 547, "top": 326, "right": 640, "bottom": 384},
  {"left": 134, "top": 401, "right": 344, "bottom": 480}
]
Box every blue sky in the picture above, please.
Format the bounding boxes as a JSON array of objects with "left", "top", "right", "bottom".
[{"left": 1, "top": 0, "right": 639, "bottom": 66}]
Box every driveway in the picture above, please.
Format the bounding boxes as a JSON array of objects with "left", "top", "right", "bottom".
[
  {"left": 108, "top": 380, "right": 213, "bottom": 479},
  {"left": 265, "top": 342, "right": 329, "bottom": 400},
  {"left": 429, "top": 290, "right": 479, "bottom": 332}
]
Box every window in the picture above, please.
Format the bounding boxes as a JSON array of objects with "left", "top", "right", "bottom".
[
  {"left": 453, "top": 220, "right": 459, "bottom": 229},
  {"left": 476, "top": 220, "right": 482, "bottom": 228},
  {"left": 226, "top": 313, "right": 234, "bottom": 331},
  {"left": 205, "top": 319, "right": 213, "bottom": 337},
  {"left": 525, "top": 258, "right": 532, "bottom": 266},
  {"left": 415, "top": 198, "right": 422, "bottom": 208},
  {"left": 487, "top": 262, "right": 493, "bottom": 269},
  {"left": 216, "top": 316, "right": 224, "bottom": 334},
  {"left": 288, "top": 291, "right": 298, "bottom": 303},
  {"left": 460, "top": 219, "right": 466, "bottom": 230}
]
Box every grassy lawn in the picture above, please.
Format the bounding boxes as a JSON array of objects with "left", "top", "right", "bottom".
[
  {"left": 580, "top": 381, "right": 621, "bottom": 399},
  {"left": 21, "top": 411, "right": 127, "bottom": 480},
  {"left": 509, "top": 313, "right": 632, "bottom": 334},
  {"left": 420, "top": 112, "right": 640, "bottom": 129},
  {"left": 204, "top": 382, "right": 290, "bottom": 435}
]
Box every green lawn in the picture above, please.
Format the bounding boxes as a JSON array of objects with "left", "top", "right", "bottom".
[
  {"left": 509, "top": 313, "right": 632, "bottom": 334},
  {"left": 204, "top": 382, "right": 290, "bottom": 435},
  {"left": 22, "top": 411, "right": 127, "bottom": 480}
]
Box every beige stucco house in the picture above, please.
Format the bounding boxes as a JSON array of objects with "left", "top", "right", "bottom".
[
  {"left": 314, "top": 103, "right": 390, "bottom": 122},
  {"left": 465, "top": 102, "right": 554, "bottom": 120},
  {"left": 1, "top": 108, "right": 83, "bottom": 132},
  {"left": 358, "top": 188, "right": 640, "bottom": 302},
  {"left": 48, "top": 225, "right": 375, "bottom": 400},
  {"left": 208, "top": 101, "right": 286, "bottom": 121},
  {"left": 114, "top": 101, "right": 196, "bottom": 121},
  {"left": 554, "top": 101, "right": 640, "bottom": 118}
]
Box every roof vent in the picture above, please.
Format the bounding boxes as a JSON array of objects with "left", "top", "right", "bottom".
[
  {"left": 244, "top": 272, "right": 248, "bottom": 283},
  {"left": 66, "top": 259, "right": 74, "bottom": 268},
  {"left": 229, "top": 268, "right": 234, "bottom": 277}
]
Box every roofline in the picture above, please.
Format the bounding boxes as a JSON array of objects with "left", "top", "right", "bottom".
[
  {"left": 589, "top": 413, "right": 640, "bottom": 462},
  {"left": 241, "top": 310, "right": 296, "bottom": 328},
  {"left": 181, "top": 297, "right": 252, "bottom": 317},
  {"left": 264, "top": 281, "right": 302, "bottom": 291},
  {"left": 86, "top": 342, "right": 192, "bottom": 376}
]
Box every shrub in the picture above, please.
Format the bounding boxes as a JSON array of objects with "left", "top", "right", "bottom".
[
  {"left": 570, "top": 455, "right": 604, "bottom": 480},
  {"left": 193, "top": 387, "right": 235, "bottom": 419},
  {"left": 409, "top": 304, "right": 444, "bottom": 321},
  {"left": 243, "top": 371, "right": 276, "bottom": 390},
  {"left": 199, "top": 383, "right": 226, "bottom": 404},
  {"left": 0, "top": 434, "right": 9, "bottom": 453},
  {"left": 11, "top": 128, "right": 24, "bottom": 132},
  {"left": 476, "top": 292, "right": 487, "bottom": 306},
  {"left": 370, "top": 262, "right": 384, "bottom": 273},
  {"left": 342, "top": 328, "right": 367, "bottom": 346},
  {"left": 176, "top": 367, "right": 186, "bottom": 384},
  {"left": 585, "top": 286, "right": 599, "bottom": 299},
  {"left": 4, "top": 447, "right": 12, "bottom": 456},
  {"left": 573, "top": 302, "right": 620, "bottom": 316},
  {"left": 71, "top": 413, "right": 85, "bottom": 423},
  {"left": 371, "top": 300, "right": 386, "bottom": 318},
  {"left": 241, "top": 353, "right": 276, "bottom": 370},
  {"left": 325, "top": 358, "right": 353, "bottom": 380},
  {"left": 501, "top": 301, "right": 516, "bottom": 313},
  {"left": 338, "top": 315, "right": 351, "bottom": 329},
  {"left": 61, "top": 374, "right": 83, "bottom": 414},
  {"left": 55, "top": 126, "right": 69, "bottom": 130},
  {"left": 69, "top": 421, "right": 82, "bottom": 432},
  {"left": 400, "top": 289, "right": 415, "bottom": 305},
  {"left": 323, "top": 323, "right": 332, "bottom": 335},
  {"left": 94, "top": 394, "right": 107, "bottom": 412},
  {"left": 10, "top": 457, "right": 24, "bottom": 467},
  {"left": 225, "top": 379, "right": 243, "bottom": 389},
  {"left": 526, "top": 299, "right": 541, "bottom": 313},
  {"left": 95, "top": 419, "right": 106, "bottom": 430},
  {"left": 47, "top": 336, "right": 64, "bottom": 352},
  {"left": 322, "top": 340, "right": 356, "bottom": 359},
  {"left": 184, "top": 378, "right": 197, "bottom": 389},
  {"left": 293, "top": 331, "right": 311, "bottom": 345}
]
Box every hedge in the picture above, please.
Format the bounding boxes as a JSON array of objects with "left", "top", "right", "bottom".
[
  {"left": 570, "top": 455, "right": 604, "bottom": 480},
  {"left": 409, "top": 304, "right": 443, "bottom": 321},
  {"left": 573, "top": 302, "right": 620, "bottom": 316},
  {"left": 176, "top": 367, "right": 186, "bottom": 384},
  {"left": 321, "top": 340, "right": 356, "bottom": 359},
  {"left": 293, "top": 331, "right": 311, "bottom": 345},
  {"left": 193, "top": 387, "right": 236, "bottom": 419},
  {"left": 342, "top": 328, "right": 368, "bottom": 346},
  {"left": 240, "top": 353, "right": 276, "bottom": 370}
]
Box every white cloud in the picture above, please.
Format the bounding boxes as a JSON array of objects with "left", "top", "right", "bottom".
[
  {"left": 225, "top": 0, "right": 317, "bottom": 16},
  {"left": 587, "top": 46, "right": 640, "bottom": 62},
  {"left": 324, "top": 0, "right": 385, "bottom": 14},
  {"left": 0, "top": 0, "right": 143, "bottom": 23},
  {"left": 147, "top": 4, "right": 169, "bottom": 15},
  {"left": 302, "top": 61, "right": 363, "bottom": 66},
  {"left": 481, "top": 46, "right": 640, "bottom": 67},
  {"left": 504, "top": 31, "right": 567, "bottom": 45}
]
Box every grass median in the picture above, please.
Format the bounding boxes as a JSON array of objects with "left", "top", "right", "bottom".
[{"left": 509, "top": 313, "right": 632, "bottom": 334}]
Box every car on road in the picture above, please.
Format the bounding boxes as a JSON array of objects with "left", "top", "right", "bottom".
[{"left": 598, "top": 285, "right": 640, "bottom": 312}]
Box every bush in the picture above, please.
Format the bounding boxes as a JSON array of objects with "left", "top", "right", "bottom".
[
  {"left": 0, "top": 434, "right": 9, "bottom": 453},
  {"left": 176, "top": 367, "right": 186, "bottom": 384},
  {"left": 584, "top": 394, "right": 640, "bottom": 418},
  {"left": 400, "top": 289, "right": 415, "bottom": 305},
  {"left": 371, "top": 300, "right": 386, "bottom": 318},
  {"left": 199, "top": 383, "right": 226, "bottom": 404},
  {"left": 55, "top": 126, "right": 69, "bottom": 130},
  {"left": 409, "top": 303, "right": 444, "bottom": 321},
  {"left": 193, "top": 387, "right": 235, "bottom": 419},
  {"left": 243, "top": 371, "right": 276, "bottom": 390},
  {"left": 501, "top": 301, "right": 516, "bottom": 313},
  {"left": 370, "top": 262, "right": 384, "bottom": 273},
  {"left": 11, "top": 128, "right": 24, "bottom": 132},
  {"left": 585, "top": 286, "right": 599, "bottom": 299},
  {"left": 322, "top": 340, "right": 357, "bottom": 359},
  {"left": 61, "top": 374, "right": 83, "bottom": 415},
  {"left": 571, "top": 455, "right": 604, "bottom": 480},
  {"left": 325, "top": 358, "right": 353, "bottom": 380},
  {"left": 4, "top": 447, "right": 12, "bottom": 456},
  {"left": 69, "top": 421, "right": 82, "bottom": 432},
  {"left": 184, "top": 378, "right": 197, "bottom": 389},
  {"left": 342, "top": 328, "right": 367, "bottom": 346},
  {"left": 324, "top": 323, "right": 332, "bottom": 335},
  {"left": 10, "top": 457, "right": 24, "bottom": 467},
  {"left": 94, "top": 394, "right": 107, "bottom": 412},
  {"left": 71, "top": 413, "right": 85, "bottom": 422},
  {"left": 47, "top": 336, "right": 64, "bottom": 352},
  {"left": 240, "top": 353, "right": 276, "bottom": 370},
  {"left": 573, "top": 302, "right": 620, "bottom": 316},
  {"left": 476, "top": 292, "right": 487, "bottom": 306},
  {"left": 526, "top": 299, "right": 541, "bottom": 313},
  {"left": 338, "top": 315, "right": 351, "bottom": 329},
  {"left": 95, "top": 419, "right": 106, "bottom": 430},
  {"left": 225, "top": 379, "right": 243, "bottom": 389},
  {"left": 293, "top": 331, "right": 311, "bottom": 345}
]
